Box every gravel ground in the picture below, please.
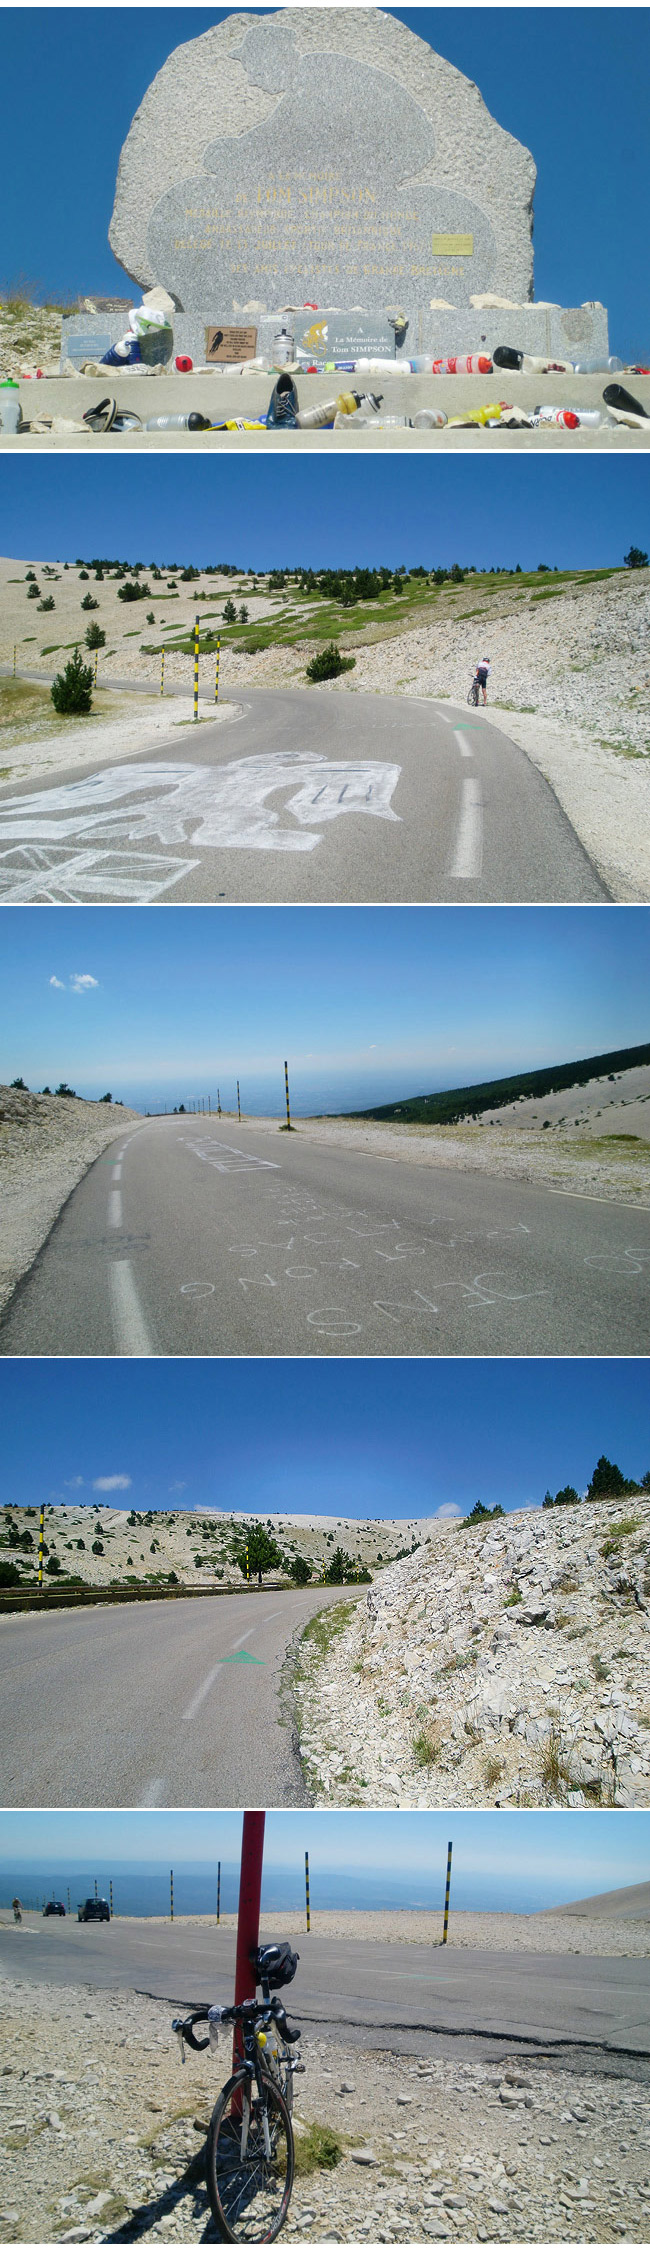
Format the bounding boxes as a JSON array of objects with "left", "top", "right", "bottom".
[
  {"left": 1, "top": 1971, "right": 649, "bottom": 2246},
  {"left": 0, "top": 1085, "right": 143, "bottom": 1315},
  {"left": 294, "top": 1500, "right": 650, "bottom": 1812}
]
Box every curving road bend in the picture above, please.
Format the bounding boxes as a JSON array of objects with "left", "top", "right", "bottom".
[
  {"left": 0, "top": 1586, "right": 349, "bottom": 1809},
  {"left": 1, "top": 1117, "right": 648, "bottom": 1359},
  {"left": 0, "top": 685, "right": 608, "bottom": 903}
]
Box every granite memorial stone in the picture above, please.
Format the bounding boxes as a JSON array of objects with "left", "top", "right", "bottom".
[{"left": 103, "top": 9, "right": 609, "bottom": 370}]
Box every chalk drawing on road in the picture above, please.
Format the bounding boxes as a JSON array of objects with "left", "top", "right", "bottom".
[
  {"left": 182, "top": 1138, "right": 280, "bottom": 1174},
  {"left": 306, "top": 1309, "right": 364, "bottom": 1337},
  {"left": 180, "top": 1282, "right": 216, "bottom": 1298},
  {"left": 0, "top": 753, "right": 402, "bottom": 900},
  {"left": 584, "top": 1249, "right": 650, "bottom": 1276}
]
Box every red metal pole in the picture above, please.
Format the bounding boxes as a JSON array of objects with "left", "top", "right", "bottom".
[{"left": 233, "top": 1810, "right": 265, "bottom": 2073}]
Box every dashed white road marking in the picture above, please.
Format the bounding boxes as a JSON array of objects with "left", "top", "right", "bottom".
[
  {"left": 112, "top": 1163, "right": 122, "bottom": 1183},
  {"left": 453, "top": 729, "right": 475, "bottom": 759},
  {"left": 109, "top": 1260, "right": 155, "bottom": 1356},
  {"left": 139, "top": 1780, "right": 167, "bottom": 1808},
  {"left": 108, "top": 1189, "right": 123, "bottom": 1228},
  {"left": 182, "top": 1625, "right": 260, "bottom": 1722},
  {"left": 449, "top": 776, "right": 483, "bottom": 879}
]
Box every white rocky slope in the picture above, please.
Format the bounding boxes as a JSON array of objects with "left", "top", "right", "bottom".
[
  {"left": 295, "top": 1499, "right": 650, "bottom": 1810},
  {"left": 0, "top": 1499, "right": 421, "bottom": 1594}
]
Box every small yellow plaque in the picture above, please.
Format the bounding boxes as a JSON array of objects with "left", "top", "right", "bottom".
[{"left": 432, "top": 233, "right": 474, "bottom": 257}]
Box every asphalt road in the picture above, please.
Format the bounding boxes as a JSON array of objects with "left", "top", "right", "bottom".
[
  {"left": 0, "top": 1587, "right": 348, "bottom": 1808},
  {"left": 0, "top": 684, "right": 608, "bottom": 903},
  {"left": 2, "top": 1116, "right": 648, "bottom": 1358},
  {"left": 2, "top": 1920, "right": 648, "bottom": 2067}
]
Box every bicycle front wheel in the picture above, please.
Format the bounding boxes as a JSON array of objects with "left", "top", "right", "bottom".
[{"left": 206, "top": 2069, "right": 294, "bottom": 2243}]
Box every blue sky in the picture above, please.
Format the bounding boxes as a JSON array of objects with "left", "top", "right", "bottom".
[
  {"left": 1, "top": 1810, "right": 648, "bottom": 1916},
  {"left": 1, "top": 906, "right": 648, "bottom": 1113},
  {"left": 2, "top": 10, "right": 648, "bottom": 360},
  {"left": 1, "top": 456, "right": 648, "bottom": 577},
  {"left": 2, "top": 1361, "right": 648, "bottom": 1520}
]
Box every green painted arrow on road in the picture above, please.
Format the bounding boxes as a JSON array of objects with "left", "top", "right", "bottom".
[{"left": 219, "top": 1651, "right": 265, "bottom": 1665}]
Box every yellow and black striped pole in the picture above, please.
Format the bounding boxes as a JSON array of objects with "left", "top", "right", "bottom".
[
  {"left": 237, "top": 1080, "right": 241, "bottom": 1123},
  {"left": 170, "top": 1868, "right": 174, "bottom": 1923},
  {"left": 217, "top": 1861, "right": 221, "bottom": 1924},
  {"left": 193, "top": 614, "right": 200, "bottom": 721},
  {"left": 160, "top": 648, "right": 165, "bottom": 697},
  {"left": 246, "top": 1540, "right": 249, "bottom": 1583},
  {"left": 94, "top": 1878, "right": 98, "bottom": 1899},
  {"left": 442, "top": 1840, "right": 453, "bottom": 1945},
  {"left": 284, "top": 1060, "right": 291, "bottom": 1130},
  {"left": 217, "top": 1088, "right": 221, "bottom": 1117},
  {"left": 38, "top": 1504, "right": 45, "bottom": 1589},
  {"left": 305, "top": 1852, "right": 311, "bottom": 1933},
  {"left": 109, "top": 1880, "right": 113, "bottom": 1919},
  {"left": 215, "top": 636, "right": 221, "bottom": 704}
]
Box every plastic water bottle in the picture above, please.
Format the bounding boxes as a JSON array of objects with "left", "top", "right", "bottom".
[
  {"left": 272, "top": 323, "right": 295, "bottom": 366},
  {"left": 0, "top": 385, "right": 23, "bottom": 432},
  {"left": 569, "top": 408, "right": 604, "bottom": 428},
  {"left": 533, "top": 407, "right": 580, "bottom": 428},
  {"left": 431, "top": 355, "right": 492, "bottom": 375},
  {"left": 572, "top": 357, "right": 623, "bottom": 375},
  {"left": 144, "top": 412, "right": 211, "bottom": 431},
  {"left": 412, "top": 408, "right": 448, "bottom": 428},
  {"left": 296, "top": 398, "right": 339, "bottom": 428}
]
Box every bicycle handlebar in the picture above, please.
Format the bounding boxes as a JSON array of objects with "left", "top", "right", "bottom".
[{"left": 172, "top": 1999, "right": 301, "bottom": 2050}]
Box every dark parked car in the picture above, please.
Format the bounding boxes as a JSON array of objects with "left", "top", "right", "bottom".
[
  {"left": 77, "top": 1897, "right": 110, "bottom": 1922},
  {"left": 43, "top": 1900, "right": 65, "bottom": 1917}
]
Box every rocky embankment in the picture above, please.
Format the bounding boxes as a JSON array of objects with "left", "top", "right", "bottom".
[
  {"left": 0, "top": 1084, "right": 142, "bottom": 1315},
  {"left": 295, "top": 1500, "right": 650, "bottom": 1810},
  {"left": 2, "top": 1970, "right": 650, "bottom": 2245}
]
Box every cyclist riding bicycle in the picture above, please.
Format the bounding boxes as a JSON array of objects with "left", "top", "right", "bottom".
[{"left": 474, "top": 658, "right": 491, "bottom": 705}]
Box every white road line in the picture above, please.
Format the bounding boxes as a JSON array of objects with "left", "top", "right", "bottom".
[
  {"left": 181, "top": 1621, "right": 262, "bottom": 1721},
  {"left": 453, "top": 729, "right": 474, "bottom": 759},
  {"left": 139, "top": 1780, "right": 166, "bottom": 1808},
  {"left": 549, "top": 1189, "right": 648, "bottom": 1208},
  {"left": 108, "top": 1189, "right": 123, "bottom": 1228},
  {"left": 182, "top": 1661, "right": 225, "bottom": 1724},
  {"left": 112, "top": 1163, "right": 122, "bottom": 1182},
  {"left": 109, "top": 1260, "right": 155, "bottom": 1356},
  {"left": 449, "top": 777, "right": 483, "bottom": 879}
]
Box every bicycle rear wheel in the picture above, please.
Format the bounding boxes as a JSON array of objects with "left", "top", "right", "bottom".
[{"left": 206, "top": 2069, "right": 294, "bottom": 2243}]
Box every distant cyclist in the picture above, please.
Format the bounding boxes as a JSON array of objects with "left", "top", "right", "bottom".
[{"left": 474, "top": 658, "right": 491, "bottom": 706}]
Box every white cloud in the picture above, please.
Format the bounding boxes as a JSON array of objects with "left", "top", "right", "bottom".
[
  {"left": 70, "top": 973, "right": 99, "bottom": 994},
  {"left": 169, "top": 1481, "right": 187, "bottom": 1493},
  {"left": 49, "top": 976, "right": 65, "bottom": 990},
  {"left": 435, "top": 1502, "right": 463, "bottom": 1519},
  {"left": 64, "top": 1476, "right": 84, "bottom": 1489},
  {"left": 92, "top": 1474, "right": 132, "bottom": 1491}
]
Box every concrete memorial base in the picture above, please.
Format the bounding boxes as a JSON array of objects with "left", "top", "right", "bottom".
[
  {"left": 61, "top": 301, "right": 610, "bottom": 375},
  {"left": 10, "top": 367, "right": 650, "bottom": 452}
]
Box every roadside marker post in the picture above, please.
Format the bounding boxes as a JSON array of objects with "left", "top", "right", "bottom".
[
  {"left": 233, "top": 1811, "right": 266, "bottom": 2075},
  {"left": 442, "top": 1840, "right": 453, "bottom": 1944},
  {"left": 38, "top": 1504, "right": 44, "bottom": 1589},
  {"left": 237, "top": 1080, "right": 241, "bottom": 1123},
  {"left": 160, "top": 649, "right": 165, "bottom": 698},
  {"left": 305, "top": 1851, "right": 311, "bottom": 1933},
  {"left": 170, "top": 1868, "right": 174, "bottom": 1922},
  {"left": 67, "top": 1888, "right": 71, "bottom": 1913},
  {"left": 217, "top": 1861, "right": 221, "bottom": 1924},
  {"left": 217, "top": 1088, "right": 222, "bottom": 1117},
  {"left": 193, "top": 615, "right": 199, "bottom": 721},
  {"left": 284, "top": 1060, "right": 292, "bottom": 1130},
  {"left": 109, "top": 1880, "right": 113, "bottom": 1919},
  {"left": 94, "top": 1878, "right": 98, "bottom": 1899},
  {"left": 215, "top": 637, "right": 221, "bottom": 704},
  {"left": 246, "top": 1541, "right": 250, "bottom": 1583}
]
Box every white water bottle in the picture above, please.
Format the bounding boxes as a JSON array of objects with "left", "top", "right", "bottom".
[
  {"left": 573, "top": 356, "right": 623, "bottom": 374},
  {"left": 412, "top": 408, "right": 448, "bottom": 428}
]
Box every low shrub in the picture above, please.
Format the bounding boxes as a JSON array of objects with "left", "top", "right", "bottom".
[{"left": 306, "top": 643, "right": 356, "bottom": 683}]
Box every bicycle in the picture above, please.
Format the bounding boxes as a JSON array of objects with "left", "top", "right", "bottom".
[
  {"left": 467, "top": 677, "right": 480, "bottom": 706},
  {"left": 172, "top": 1942, "right": 303, "bottom": 2243}
]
